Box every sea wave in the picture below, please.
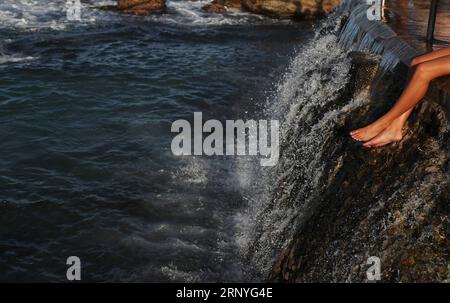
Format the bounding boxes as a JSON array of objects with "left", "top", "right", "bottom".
[
  {"left": 164, "top": 0, "right": 270, "bottom": 26},
  {"left": 0, "top": 0, "right": 275, "bottom": 32},
  {"left": 0, "top": 0, "right": 114, "bottom": 31}
]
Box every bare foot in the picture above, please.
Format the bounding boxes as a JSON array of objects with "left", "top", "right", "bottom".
[
  {"left": 362, "top": 123, "right": 404, "bottom": 148},
  {"left": 350, "top": 119, "right": 390, "bottom": 142}
]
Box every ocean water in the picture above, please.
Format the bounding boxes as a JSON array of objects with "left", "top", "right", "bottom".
[{"left": 0, "top": 0, "right": 314, "bottom": 281}]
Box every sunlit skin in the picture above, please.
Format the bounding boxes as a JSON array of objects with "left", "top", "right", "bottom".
[{"left": 350, "top": 47, "right": 450, "bottom": 148}]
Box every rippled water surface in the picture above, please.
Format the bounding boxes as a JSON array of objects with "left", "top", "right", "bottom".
[{"left": 0, "top": 0, "right": 314, "bottom": 281}]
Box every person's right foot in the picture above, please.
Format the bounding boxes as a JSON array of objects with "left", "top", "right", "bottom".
[
  {"left": 350, "top": 119, "right": 390, "bottom": 142},
  {"left": 362, "top": 123, "right": 404, "bottom": 148}
]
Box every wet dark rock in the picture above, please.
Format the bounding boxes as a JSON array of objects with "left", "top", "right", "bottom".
[
  {"left": 99, "top": 0, "right": 166, "bottom": 16},
  {"left": 201, "top": 0, "right": 341, "bottom": 18},
  {"left": 241, "top": 0, "right": 341, "bottom": 18},
  {"left": 202, "top": 0, "right": 243, "bottom": 14},
  {"left": 202, "top": 3, "right": 227, "bottom": 14},
  {"left": 269, "top": 53, "right": 450, "bottom": 282},
  {"left": 241, "top": 0, "right": 298, "bottom": 19}
]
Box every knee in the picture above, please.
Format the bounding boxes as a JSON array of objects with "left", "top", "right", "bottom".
[
  {"left": 410, "top": 57, "right": 420, "bottom": 67},
  {"left": 414, "top": 63, "right": 432, "bottom": 79}
]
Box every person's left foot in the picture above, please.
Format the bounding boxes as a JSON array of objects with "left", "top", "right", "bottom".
[{"left": 362, "top": 123, "right": 404, "bottom": 148}]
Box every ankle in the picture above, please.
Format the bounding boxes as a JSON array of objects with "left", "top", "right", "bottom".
[
  {"left": 376, "top": 118, "right": 392, "bottom": 130},
  {"left": 390, "top": 125, "right": 404, "bottom": 140}
]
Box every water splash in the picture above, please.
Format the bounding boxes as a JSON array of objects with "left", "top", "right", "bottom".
[
  {"left": 237, "top": 23, "right": 361, "bottom": 278},
  {"left": 237, "top": 0, "right": 390, "bottom": 279}
]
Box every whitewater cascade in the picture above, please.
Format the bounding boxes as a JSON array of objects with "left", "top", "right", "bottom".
[{"left": 237, "top": 7, "right": 364, "bottom": 278}]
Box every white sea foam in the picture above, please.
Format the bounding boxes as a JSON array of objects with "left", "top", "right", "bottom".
[
  {"left": 0, "top": 0, "right": 116, "bottom": 31},
  {"left": 161, "top": 263, "right": 201, "bottom": 282},
  {"left": 172, "top": 156, "right": 209, "bottom": 186},
  {"left": 0, "top": 54, "right": 36, "bottom": 64},
  {"left": 164, "top": 0, "right": 269, "bottom": 26}
]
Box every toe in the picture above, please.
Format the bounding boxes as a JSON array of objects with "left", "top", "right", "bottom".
[
  {"left": 375, "top": 142, "right": 389, "bottom": 147},
  {"left": 364, "top": 141, "right": 376, "bottom": 148},
  {"left": 364, "top": 138, "right": 379, "bottom": 147}
]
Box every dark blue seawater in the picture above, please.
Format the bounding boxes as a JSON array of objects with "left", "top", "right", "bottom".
[{"left": 0, "top": 0, "right": 313, "bottom": 282}]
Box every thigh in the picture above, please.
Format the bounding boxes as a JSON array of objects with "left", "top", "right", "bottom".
[
  {"left": 417, "top": 55, "right": 450, "bottom": 79},
  {"left": 413, "top": 47, "right": 450, "bottom": 65}
]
